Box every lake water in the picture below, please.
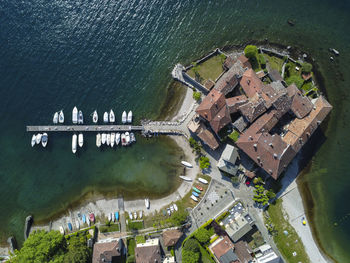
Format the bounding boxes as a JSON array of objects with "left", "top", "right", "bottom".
[{"left": 0, "top": 0, "right": 349, "bottom": 261}]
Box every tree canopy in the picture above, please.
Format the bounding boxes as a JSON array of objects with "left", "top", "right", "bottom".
[
  {"left": 194, "top": 228, "right": 210, "bottom": 244},
  {"left": 183, "top": 238, "right": 199, "bottom": 253},
  {"left": 301, "top": 62, "right": 312, "bottom": 74},
  {"left": 193, "top": 91, "right": 201, "bottom": 102},
  {"left": 182, "top": 249, "right": 200, "bottom": 263},
  {"left": 168, "top": 209, "right": 188, "bottom": 226},
  {"left": 244, "top": 45, "right": 258, "bottom": 59},
  {"left": 199, "top": 156, "right": 210, "bottom": 170}
]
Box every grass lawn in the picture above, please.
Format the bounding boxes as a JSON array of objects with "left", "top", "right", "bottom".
[
  {"left": 99, "top": 223, "right": 120, "bottom": 233},
  {"left": 264, "top": 54, "right": 284, "bottom": 73},
  {"left": 266, "top": 199, "right": 310, "bottom": 263},
  {"left": 127, "top": 237, "right": 136, "bottom": 256},
  {"left": 199, "top": 243, "right": 215, "bottom": 263},
  {"left": 228, "top": 130, "right": 240, "bottom": 142},
  {"left": 187, "top": 55, "right": 225, "bottom": 84},
  {"left": 135, "top": 235, "right": 146, "bottom": 244},
  {"left": 127, "top": 220, "right": 144, "bottom": 231}
]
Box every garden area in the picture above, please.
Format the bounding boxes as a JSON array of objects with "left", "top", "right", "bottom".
[
  {"left": 187, "top": 54, "right": 226, "bottom": 84},
  {"left": 263, "top": 53, "right": 285, "bottom": 73},
  {"left": 126, "top": 237, "right": 136, "bottom": 263},
  {"left": 127, "top": 220, "right": 144, "bottom": 231},
  {"left": 265, "top": 199, "right": 310, "bottom": 263},
  {"left": 99, "top": 223, "right": 120, "bottom": 233}
]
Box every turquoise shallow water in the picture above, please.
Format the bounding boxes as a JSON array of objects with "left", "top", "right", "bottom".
[{"left": 0, "top": 0, "right": 349, "bottom": 261}]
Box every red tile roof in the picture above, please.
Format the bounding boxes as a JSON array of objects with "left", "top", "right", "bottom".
[
  {"left": 135, "top": 244, "right": 162, "bottom": 263},
  {"left": 287, "top": 84, "right": 313, "bottom": 119},
  {"left": 226, "top": 95, "right": 248, "bottom": 114},
  {"left": 238, "top": 54, "right": 251, "bottom": 69},
  {"left": 210, "top": 105, "right": 232, "bottom": 134},
  {"left": 93, "top": 240, "right": 121, "bottom": 263},
  {"left": 211, "top": 236, "right": 235, "bottom": 260},
  {"left": 162, "top": 229, "right": 183, "bottom": 247},
  {"left": 196, "top": 89, "right": 226, "bottom": 122},
  {"left": 238, "top": 98, "right": 267, "bottom": 123},
  {"left": 215, "top": 63, "right": 243, "bottom": 95},
  {"left": 197, "top": 125, "right": 220, "bottom": 150},
  {"left": 240, "top": 69, "right": 263, "bottom": 98}
]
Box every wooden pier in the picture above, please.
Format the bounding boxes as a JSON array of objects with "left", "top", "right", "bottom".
[{"left": 26, "top": 125, "right": 144, "bottom": 132}]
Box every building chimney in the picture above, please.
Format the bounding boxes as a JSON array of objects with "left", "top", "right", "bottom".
[
  {"left": 269, "top": 169, "right": 273, "bottom": 174},
  {"left": 253, "top": 144, "right": 257, "bottom": 150},
  {"left": 249, "top": 136, "right": 253, "bottom": 140},
  {"left": 269, "top": 143, "right": 273, "bottom": 148},
  {"left": 273, "top": 153, "right": 278, "bottom": 159},
  {"left": 257, "top": 156, "right": 260, "bottom": 161},
  {"left": 247, "top": 80, "right": 251, "bottom": 85}
]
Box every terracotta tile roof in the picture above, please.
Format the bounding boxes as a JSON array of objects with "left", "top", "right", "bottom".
[
  {"left": 233, "top": 116, "right": 249, "bottom": 133},
  {"left": 246, "top": 110, "right": 279, "bottom": 134},
  {"left": 135, "top": 244, "right": 162, "bottom": 263},
  {"left": 226, "top": 95, "right": 248, "bottom": 114},
  {"left": 162, "top": 229, "right": 183, "bottom": 247},
  {"left": 211, "top": 236, "right": 235, "bottom": 260},
  {"left": 224, "top": 55, "right": 237, "bottom": 70},
  {"left": 210, "top": 105, "right": 232, "bottom": 134},
  {"left": 256, "top": 70, "right": 266, "bottom": 79},
  {"left": 238, "top": 98, "right": 267, "bottom": 123},
  {"left": 196, "top": 89, "right": 226, "bottom": 122},
  {"left": 240, "top": 69, "right": 263, "bottom": 98},
  {"left": 197, "top": 125, "right": 220, "bottom": 150},
  {"left": 204, "top": 79, "right": 216, "bottom": 91},
  {"left": 238, "top": 54, "right": 251, "bottom": 69},
  {"left": 234, "top": 241, "right": 253, "bottom": 263},
  {"left": 214, "top": 62, "right": 244, "bottom": 95},
  {"left": 287, "top": 84, "right": 313, "bottom": 118},
  {"left": 92, "top": 240, "right": 121, "bottom": 263}
]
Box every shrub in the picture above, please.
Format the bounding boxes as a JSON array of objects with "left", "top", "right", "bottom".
[
  {"left": 301, "top": 62, "right": 312, "bottom": 74},
  {"left": 286, "top": 75, "right": 304, "bottom": 89},
  {"left": 228, "top": 130, "right": 240, "bottom": 142},
  {"left": 193, "top": 91, "right": 201, "bottom": 102},
  {"left": 258, "top": 54, "right": 266, "bottom": 67},
  {"left": 135, "top": 235, "right": 146, "bottom": 244},
  {"left": 167, "top": 209, "right": 188, "bottom": 226},
  {"left": 194, "top": 228, "right": 211, "bottom": 244},
  {"left": 199, "top": 156, "right": 210, "bottom": 170},
  {"left": 183, "top": 238, "right": 199, "bottom": 252},
  {"left": 182, "top": 250, "right": 200, "bottom": 263},
  {"left": 244, "top": 45, "right": 258, "bottom": 59},
  {"left": 266, "top": 190, "right": 276, "bottom": 199},
  {"left": 189, "top": 137, "right": 201, "bottom": 155},
  {"left": 127, "top": 255, "right": 135, "bottom": 263}
]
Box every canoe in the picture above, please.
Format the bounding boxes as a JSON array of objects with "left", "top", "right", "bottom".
[
  {"left": 190, "top": 195, "right": 198, "bottom": 202},
  {"left": 198, "top": 178, "right": 208, "bottom": 184},
  {"left": 179, "top": 176, "right": 192, "bottom": 182},
  {"left": 181, "top": 161, "right": 193, "bottom": 168},
  {"left": 115, "top": 212, "right": 119, "bottom": 221},
  {"left": 68, "top": 222, "right": 72, "bottom": 231},
  {"left": 193, "top": 187, "right": 201, "bottom": 194},
  {"left": 192, "top": 191, "right": 199, "bottom": 197}
]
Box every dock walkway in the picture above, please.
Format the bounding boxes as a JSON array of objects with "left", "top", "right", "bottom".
[{"left": 26, "top": 125, "right": 144, "bottom": 132}]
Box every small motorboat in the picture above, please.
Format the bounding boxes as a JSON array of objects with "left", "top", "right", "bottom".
[
  {"left": 121, "top": 133, "right": 126, "bottom": 146},
  {"left": 103, "top": 112, "right": 108, "bottom": 123},
  {"left": 111, "top": 133, "right": 115, "bottom": 147},
  {"left": 101, "top": 133, "right": 106, "bottom": 144},
  {"left": 139, "top": 211, "right": 143, "bottom": 219},
  {"left": 130, "top": 132, "right": 136, "bottom": 143},
  {"left": 181, "top": 161, "right": 193, "bottom": 168},
  {"left": 86, "top": 216, "right": 90, "bottom": 226},
  {"left": 112, "top": 212, "right": 115, "bottom": 222},
  {"left": 82, "top": 214, "right": 86, "bottom": 224},
  {"left": 31, "top": 134, "right": 36, "bottom": 147},
  {"left": 36, "top": 133, "right": 42, "bottom": 144},
  {"left": 287, "top": 19, "right": 295, "bottom": 26},
  {"left": 107, "top": 213, "right": 111, "bottom": 222},
  {"left": 125, "top": 132, "right": 130, "bottom": 145},
  {"left": 173, "top": 204, "right": 178, "bottom": 211},
  {"left": 78, "top": 110, "right": 83, "bottom": 124},
  {"left": 167, "top": 208, "right": 171, "bottom": 216},
  {"left": 115, "top": 212, "right": 119, "bottom": 221},
  {"left": 127, "top": 111, "right": 132, "bottom": 123},
  {"left": 109, "top": 110, "right": 115, "bottom": 123},
  {"left": 192, "top": 191, "right": 199, "bottom": 197},
  {"left": 75, "top": 220, "right": 80, "bottom": 230},
  {"left": 72, "top": 107, "right": 78, "bottom": 124},
  {"left": 68, "top": 222, "right": 72, "bottom": 231},
  {"left": 106, "top": 133, "right": 111, "bottom": 146},
  {"left": 190, "top": 195, "right": 198, "bottom": 202},
  {"left": 78, "top": 133, "right": 83, "bottom": 147},
  {"left": 134, "top": 212, "right": 137, "bottom": 220},
  {"left": 145, "top": 198, "right": 150, "bottom": 209},
  {"left": 122, "top": 111, "right": 127, "bottom": 124},
  {"left": 41, "top": 133, "right": 48, "bottom": 147},
  {"left": 89, "top": 213, "right": 95, "bottom": 223},
  {"left": 196, "top": 185, "right": 203, "bottom": 191},
  {"left": 92, "top": 110, "right": 98, "bottom": 123},
  {"left": 193, "top": 187, "right": 201, "bottom": 194},
  {"left": 59, "top": 110, "right": 64, "bottom": 123},
  {"left": 170, "top": 205, "right": 174, "bottom": 213},
  {"left": 72, "top": 134, "right": 77, "bottom": 154},
  {"left": 59, "top": 226, "right": 65, "bottom": 235},
  {"left": 129, "top": 212, "right": 133, "bottom": 220},
  {"left": 198, "top": 178, "right": 208, "bottom": 184},
  {"left": 53, "top": 112, "right": 58, "bottom": 124},
  {"left": 96, "top": 133, "right": 101, "bottom": 147},
  {"left": 115, "top": 133, "right": 120, "bottom": 145},
  {"left": 179, "top": 176, "right": 192, "bottom": 182}
]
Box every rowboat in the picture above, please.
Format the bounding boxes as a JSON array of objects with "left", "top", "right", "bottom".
[
  {"left": 115, "top": 212, "right": 119, "bottom": 221},
  {"left": 190, "top": 195, "right": 198, "bottom": 202},
  {"left": 67, "top": 222, "right": 72, "bottom": 231},
  {"left": 112, "top": 213, "right": 115, "bottom": 222},
  {"left": 181, "top": 161, "right": 193, "bottom": 168},
  {"left": 129, "top": 212, "right": 133, "bottom": 220},
  {"left": 82, "top": 214, "right": 86, "bottom": 224},
  {"left": 192, "top": 191, "right": 199, "bottom": 197},
  {"left": 198, "top": 178, "right": 208, "bottom": 184},
  {"left": 107, "top": 213, "right": 111, "bottom": 222},
  {"left": 196, "top": 185, "right": 203, "bottom": 191},
  {"left": 89, "top": 213, "right": 95, "bottom": 223},
  {"left": 145, "top": 198, "right": 150, "bottom": 209},
  {"left": 86, "top": 216, "right": 90, "bottom": 226},
  {"left": 103, "top": 112, "right": 108, "bottom": 123},
  {"left": 134, "top": 212, "right": 137, "bottom": 220},
  {"left": 139, "top": 210, "right": 143, "bottom": 219},
  {"left": 75, "top": 220, "right": 80, "bottom": 230},
  {"left": 179, "top": 176, "right": 192, "bottom": 182},
  {"left": 193, "top": 187, "right": 201, "bottom": 194}
]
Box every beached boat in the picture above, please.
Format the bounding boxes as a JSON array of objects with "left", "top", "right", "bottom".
[
  {"left": 115, "top": 212, "right": 119, "bottom": 221},
  {"left": 78, "top": 110, "right": 83, "bottom": 124},
  {"left": 127, "top": 111, "right": 132, "bottom": 123},
  {"left": 103, "top": 112, "right": 108, "bottom": 123},
  {"left": 72, "top": 134, "right": 77, "bottom": 154},
  {"left": 86, "top": 216, "right": 90, "bottom": 226},
  {"left": 167, "top": 208, "right": 171, "bottom": 216},
  {"left": 193, "top": 187, "right": 201, "bottom": 194},
  {"left": 101, "top": 133, "right": 106, "bottom": 144},
  {"left": 106, "top": 133, "right": 111, "bottom": 146},
  {"left": 112, "top": 213, "right": 115, "bottom": 222},
  {"left": 181, "top": 161, "right": 193, "bottom": 168},
  {"left": 130, "top": 132, "right": 136, "bottom": 143},
  {"left": 134, "top": 212, "right": 137, "bottom": 220},
  {"left": 196, "top": 185, "right": 203, "bottom": 191},
  {"left": 68, "top": 222, "right": 72, "bottom": 231},
  {"left": 192, "top": 191, "right": 199, "bottom": 197},
  {"left": 198, "top": 178, "right": 208, "bottom": 184},
  {"left": 173, "top": 204, "right": 178, "bottom": 211},
  {"left": 170, "top": 205, "right": 174, "bottom": 213},
  {"left": 125, "top": 132, "right": 130, "bottom": 145},
  {"left": 190, "top": 195, "right": 198, "bottom": 202},
  {"left": 115, "top": 133, "right": 120, "bottom": 145},
  {"left": 111, "top": 133, "right": 115, "bottom": 147},
  {"left": 89, "top": 213, "right": 95, "bottom": 223},
  {"left": 179, "top": 176, "right": 192, "bottom": 182},
  {"left": 129, "top": 212, "right": 133, "bottom": 220},
  {"left": 36, "top": 133, "right": 42, "bottom": 144},
  {"left": 31, "top": 134, "right": 36, "bottom": 147},
  {"left": 122, "top": 111, "right": 127, "bottom": 124},
  {"left": 41, "top": 133, "right": 48, "bottom": 147},
  {"left": 59, "top": 226, "right": 65, "bottom": 235},
  {"left": 107, "top": 213, "right": 111, "bottom": 222},
  {"left": 75, "top": 220, "right": 80, "bottom": 230},
  {"left": 82, "top": 214, "right": 86, "bottom": 224},
  {"left": 109, "top": 110, "right": 115, "bottom": 123},
  {"left": 96, "top": 133, "right": 101, "bottom": 147},
  {"left": 92, "top": 110, "right": 98, "bottom": 123},
  {"left": 72, "top": 107, "right": 78, "bottom": 124},
  {"left": 53, "top": 112, "right": 58, "bottom": 124},
  {"left": 145, "top": 198, "right": 150, "bottom": 209},
  {"left": 121, "top": 133, "right": 126, "bottom": 146},
  {"left": 139, "top": 211, "right": 143, "bottom": 219},
  {"left": 78, "top": 133, "right": 83, "bottom": 147},
  {"left": 59, "top": 110, "right": 64, "bottom": 123}
]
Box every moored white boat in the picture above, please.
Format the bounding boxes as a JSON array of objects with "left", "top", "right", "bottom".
[
  {"left": 139, "top": 211, "right": 143, "bottom": 219},
  {"left": 122, "top": 111, "right": 127, "bottom": 124},
  {"left": 125, "top": 132, "right": 130, "bottom": 145},
  {"left": 31, "top": 134, "right": 36, "bottom": 147},
  {"left": 190, "top": 195, "right": 198, "bottom": 202},
  {"left": 181, "top": 161, "right": 193, "bottom": 168},
  {"left": 111, "top": 133, "right": 115, "bottom": 147},
  {"left": 198, "top": 178, "right": 208, "bottom": 184},
  {"left": 53, "top": 112, "right": 58, "bottom": 124},
  {"left": 41, "top": 133, "right": 48, "bottom": 147},
  {"left": 72, "top": 107, "right": 78, "bottom": 124},
  {"left": 127, "top": 111, "right": 132, "bottom": 123},
  {"left": 130, "top": 132, "right": 136, "bottom": 143},
  {"left": 106, "top": 134, "right": 111, "bottom": 146},
  {"left": 86, "top": 216, "right": 90, "bottom": 226},
  {"left": 145, "top": 198, "right": 150, "bottom": 209},
  {"left": 75, "top": 220, "right": 80, "bottom": 230},
  {"left": 134, "top": 212, "right": 137, "bottom": 220},
  {"left": 173, "top": 204, "right": 178, "bottom": 211},
  {"left": 96, "top": 133, "right": 101, "bottom": 147},
  {"left": 92, "top": 110, "right": 98, "bottom": 123},
  {"left": 112, "top": 213, "right": 115, "bottom": 222},
  {"left": 78, "top": 110, "right": 83, "bottom": 124},
  {"left": 36, "top": 133, "right": 42, "bottom": 144},
  {"left": 121, "top": 133, "right": 126, "bottom": 146},
  {"left": 101, "top": 133, "right": 107, "bottom": 144},
  {"left": 59, "top": 110, "right": 64, "bottom": 123},
  {"left": 103, "top": 112, "right": 108, "bottom": 123},
  {"left": 179, "top": 176, "right": 192, "bottom": 182},
  {"left": 115, "top": 133, "right": 120, "bottom": 145},
  {"left": 109, "top": 110, "right": 115, "bottom": 123},
  {"left": 72, "top": 134, "right": 77, "bottom": 154},
  {"left": 107, "top": 213, "right": 111, "bottom": 222},
  {"left": 78, "top": 133, "right": 83, "bottom": 147}
]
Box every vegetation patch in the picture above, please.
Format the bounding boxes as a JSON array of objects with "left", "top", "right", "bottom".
[
  {"left": 127, "top": 237, "right": 136, "bottom": 258},
  {"left": 263, "top": 54, "right": 285, "bottom": 73},
  {"left": 228, "top": 130, "right": 240, "bottom": 142},
  {"left": 135, "top": 235, "right": 146, "bottom": 244},
  {"left": 99, "top": 223, "right": 120, "bottom": 233},
  {"left": 193, "top": 91, "right": 201, "bottom": 102},
  {"left": 127, "top": 220, "right": 144, "bottom": 231}
]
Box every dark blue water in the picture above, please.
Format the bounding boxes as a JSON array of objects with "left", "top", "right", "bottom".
[{"left": 0, "top": 0, "right": 349, "bottom": 261}]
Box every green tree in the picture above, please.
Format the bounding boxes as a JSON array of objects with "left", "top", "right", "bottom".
[
  {"left": 127, "top": 255, "right": 135, "bottom": 263},
  {"left": 253, "top": 177, "right": 264, "bottom": 185},
  {"left": 219, "top": 53, "right": 226, "bottom": 64},
  {"left": 286, "top": 75, "right": 304, "bottom": 89},
  {"left": 63, "top": 236, "right": 91, "bottom": 263},
  {"left": 194, "top": 228, "right": 211, "bottom": 244},
  {"left": 199, "top": 156, "right": 210, "bottom": 170},
  {"left": 258, "top": 54, "right": 266, "bottom": 68},
  {"left": 168, "top": 209, "right": 188, "bottom": 226},
  {"left": 182, "top": 249, "right": 200, "bottom": 263},
  {"left": 244, "top": 45, "right": 258, "bottom": 59},
  {"left": 193, "top": 91, "right": 201, "bottom": 102},
  {"left": 266, "top": 190, "right": 276, "bottom": 200},
  {"left": 301, "top": 62, "right": 312, "bottom": 74},
  {"left": 183, "top": 238, "right": 199, "bottom": 252},
  {"left": 189, "top": 137, "right": 202, "bottom": 156}
]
